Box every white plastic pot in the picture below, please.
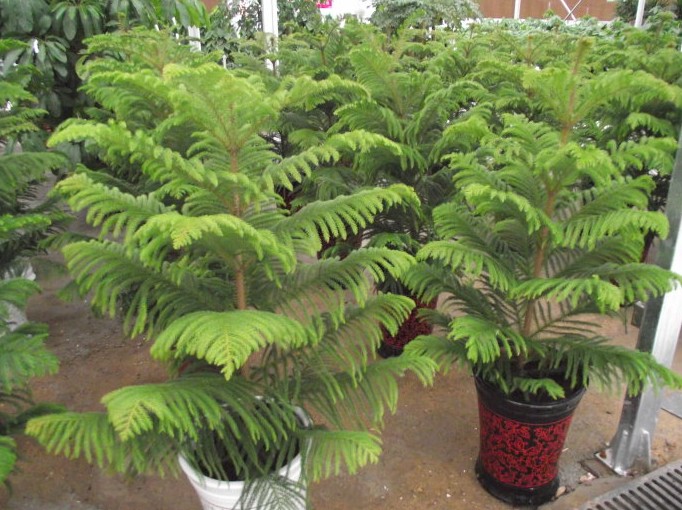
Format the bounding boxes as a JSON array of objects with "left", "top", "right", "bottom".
[
  {"left": 178, "top": 407, "right": 310, "bottom": 510},
  {"left": 3, "top": 262, "right": 35, "bottom": 330}
]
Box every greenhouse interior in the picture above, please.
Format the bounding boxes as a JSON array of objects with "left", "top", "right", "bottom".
[{"left": 3, "top": 0, "right": 682, "bottom": 509}]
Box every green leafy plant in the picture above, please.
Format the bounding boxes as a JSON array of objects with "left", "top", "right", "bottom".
[
  {"left": 451, "top": 18, "right": 682, "bottom": 236},
  {"left": 0, "top": 38, "right": 63, "bottom": 488},
  {"left": 370, "top": 0, "right": 480, "bottom": 36},
  {"left": 404, "top": 39, "right": 682, "bottom": 399},
  {"left": 25, "top": 30, "right": 435, "bottom": 501},
  {"left": 202, "top": 1, "right": 322, "bottom": 48},
  {"left": 616, "top": 0, "right": 682, "bottom": 20},
  {"left": 276, "top": 17, "right": 357, "bottom": 78},
  {"left": 290, "top": 36, "right": 487, "bottom": 353},
  {"left": 0, "top": 0, "right": 208, "bottom": 124},
  {"left": 335, "top": 41, "right": 485, "bottom": 250}
]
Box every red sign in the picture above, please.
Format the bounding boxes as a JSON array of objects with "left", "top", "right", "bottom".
[{"left": 316, "top": 0, "right": 332, "bottom": 7}]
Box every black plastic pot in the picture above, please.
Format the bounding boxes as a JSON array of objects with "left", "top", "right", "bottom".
[{"left": 474, "top": 376, "right": 586, "bottom": 506}]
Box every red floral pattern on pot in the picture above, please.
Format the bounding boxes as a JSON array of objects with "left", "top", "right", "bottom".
[
  {"left": 478, "top": 401, "right": 574, "bottom": 488},
  {"left": 382, "top": 298, "right": 436, "bottom": 350}
]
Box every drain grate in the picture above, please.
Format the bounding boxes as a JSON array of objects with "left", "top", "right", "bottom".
[{"left": 580, "top": 459, "right": 682, "bottom": 510}]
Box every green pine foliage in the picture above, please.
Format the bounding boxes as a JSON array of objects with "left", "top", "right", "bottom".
[
  {"left": 276, "top": 19, "right": 355, "bottom": 78},
  {"left": 0, "top": 39, "right": 70, "bottom": 271},
  {"left": 0, "top": 0, "right": 208, "bottom": 125},
  {"left": 616, "top": 0, "right": 681, "bottom": 21},
  {"left": 294, "top": 37, "right": 485, "bottom": 275},
  {"left": 0, "top": 39, "right": 63, "bottom": 488},
  {"left": 370, "top": 0, "right": 480, "bottom": 36},
  {"left": 432, "top": 17, "right": 682, "bottom": 228},
  {"left": 404, "top": 39, "right": 682, "bottom": 399},
  {"left": 26, "top": 30, "right": 436, "bottom": 489}
]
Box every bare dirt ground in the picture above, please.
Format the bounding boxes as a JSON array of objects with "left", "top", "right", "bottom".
[{"left": 2, "top": 264, "right": 682, "bottom": 510}]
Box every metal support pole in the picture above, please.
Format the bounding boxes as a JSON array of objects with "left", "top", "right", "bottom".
[
  {"left": 563, "top": 0, "right": 585, "bottom": 21},
  {"left": 514, "top": 0, "right": 522, "bottom": 19},
  {"left": 599, "top": 129, "right": 682, "bottom": 475},
  {"left": 635, "top": 0, "right": 647, "bottom": 27},
  {"left": 559, "top": 0, "right": 578, "bottom": 21},
  {"left": 187, "top": 26, "right": 201, "bottom": 52},
  {"left": 261, "top": 0, "right": 278, "bottom": 52}
]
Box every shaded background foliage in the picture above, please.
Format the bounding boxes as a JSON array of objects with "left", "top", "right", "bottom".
[
  {"left": 0, "top": 0, "right": 207, "bottom": 127},
  {"left": 616, "top": 0, "right": 682, "bottom": 20},
  {"left": 370, "top": 0, "right": 480, "bottom": 34}
]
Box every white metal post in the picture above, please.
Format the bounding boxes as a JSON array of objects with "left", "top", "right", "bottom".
[
  {"left": 514, "top": 0, "right": 522, "bottom": 19},
  {"left": 635, "top": 0, "right": 647, "bottom": 27},
  {"left": 261, "top": 0, "right": 278, "bottom": 51},
  {"left": 187, "top": 26, "right": 201, "bottom": 52},
  {"left": 558, "top": 0, "right": 578, "bottom": 20},
  {"left": 562, "top": 0, "right": 585, "bottom": 21},
  {"left": 599, "top": 129, "right": 682, "bottom": 475}
]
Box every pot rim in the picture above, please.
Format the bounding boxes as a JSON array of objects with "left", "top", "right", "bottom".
[
  {"left": 178, "top": 405, "right": 311, "bottom": 488},
  {"left": 474, "top": 374, "right": 586, "bottom": 424},
  {"left": 474, "top": 373, "right": 586, "bottom": 405}
]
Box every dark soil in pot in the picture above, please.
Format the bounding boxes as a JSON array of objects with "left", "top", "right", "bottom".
[
  {"left": 474, "top": 375, "right": 586, "bottom": 506},
  {"left": 193, "top": 432, "right": 302, "bottom": 483},
  {"left": 187, "top": 402, "right": 304, "bottom": 482}
]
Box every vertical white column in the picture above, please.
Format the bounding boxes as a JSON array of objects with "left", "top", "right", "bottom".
[
  {"left": 261, "top": 0, "right": 278, "bottom": 51},
  {"left": 514, "top": 0, "right": 522, "bottom": 19},
  {"left": 635, "top": 0, "right": 646, "bottom": 27},
  {"left": 187, "top": 26, "right": 201, "bottom": 52}
]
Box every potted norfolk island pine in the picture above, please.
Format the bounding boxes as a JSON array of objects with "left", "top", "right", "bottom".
[
  {"left": 298, "top": 36, "right": 486, "bottom": 357},
  {"left": 24, "top": 31, "right": 436, "bottom": 509},
  {"left": 404, "top": 40, "right": 682, "bottom": 506},
  {"left": 0, "top": 38, "right": 64, "bottom": 488}
]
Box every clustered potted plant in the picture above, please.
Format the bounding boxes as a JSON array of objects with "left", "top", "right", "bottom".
[
  {"left": 404, "top": 40, "right": 682, "bottom": 505},
  {"left": 25, "top": 30, "right": 435, "bottom": 509},
  {"left": 0, "top": 38, "right": 64, "bottom": 488},
  {"left": 295, "top": 36, "right": 486, "bottom": 357},
  {"left": 338, "top": 43, "right": 456, "bottom": 358},
  {"left": 14, "top": 10, "right": 682, "bottom": 509}
]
